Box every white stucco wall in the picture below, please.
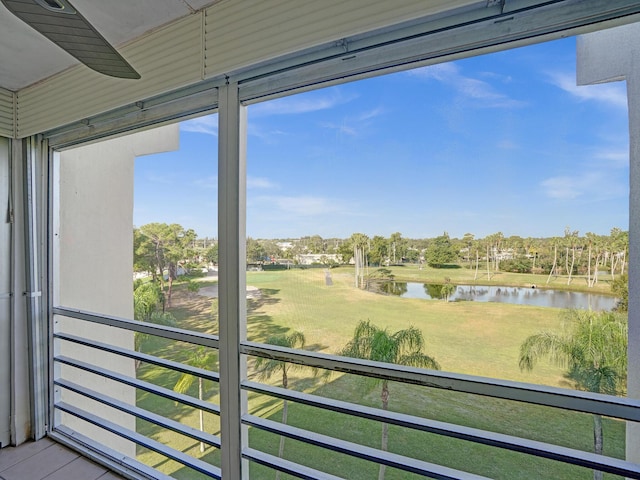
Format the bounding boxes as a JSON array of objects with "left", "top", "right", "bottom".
[
  {"left": 56, "top": 124, "right": 179, "bottom": 456},
  {"left": 577, "top": 21, "right": 640, "bottom": 465}
]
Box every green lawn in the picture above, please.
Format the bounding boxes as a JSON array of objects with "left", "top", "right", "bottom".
[{"left": 136, "top": 269, "right": 625, "bottom": 479}]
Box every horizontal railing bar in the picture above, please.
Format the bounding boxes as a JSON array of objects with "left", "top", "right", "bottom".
[
  {"left": 51, "top": 426, "right": 174, "bottom": 480},
  {"left": 243, "top": 415, "right": 491, "bottom": 480},
  {"left": 55, "top": 332, "right": 220, "bottom": 383},
  {"left": 243, "top": 381, "right": 640, "bottom": 478},
  {"left": 55, "top": 355, "right": 220, "bottom": 416},
  {"left": 242, "top": 342, "right": 640, "bottom": 421},
  {"left": 55, "top": 402, "right": 221, "bottom": 479},
  {"left": 55, "top": 378, "right": 221, "bottom": 449},
  {"left": 53, "top": 306, "right": 219, "bottom": 349},
  {"left": 243, "top": 448, "right": 345, "bottom": 480}
]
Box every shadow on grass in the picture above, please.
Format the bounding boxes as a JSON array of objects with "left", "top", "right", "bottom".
[
  {"left": 246, "top": 288, "right": 291, "bottom": 343},
  {"left": 246, "top": 371, "right": 626, "bottom": 480},
  {"left": 169, "top": 293, "right": 218, "bottom": 335},
  {"left": 304, "top": 343, "right": 326, "bottom": 352},
  {"left": 248, "top": 288, "right": 281, "bottom": 309},
  {"left": 136, "top": 344, "right": 622, "bottom": 479},
  {"left": 136, "top": 380, "right": 220, "bottom": 429},
  {"left": 247, "top": 314, "right": 289, "bottom": 342},
  {"left": 171, "top": 461, "right": 220, "bottom": 479},
  {"left": 137, "top": 333, "right": 221, "bottom": 428},
  {"left": 149, "top": 444, "right": 223, "bottom": 480}
]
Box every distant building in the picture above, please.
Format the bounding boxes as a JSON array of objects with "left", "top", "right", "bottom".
[
  {"left": 296, "top": 253, "right": 340, "bottom": 265},
  {"left": 276, "top": 241, "right": 294, "bottom": 251}
]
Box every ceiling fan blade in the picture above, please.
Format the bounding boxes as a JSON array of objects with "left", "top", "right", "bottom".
[{"left": 1, "top": 0, "right": 141, "bottom": 79}]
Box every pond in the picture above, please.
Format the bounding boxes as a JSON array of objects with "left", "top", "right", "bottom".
[{"left": 371, "top": 281, "right": 618, "bottom": 311}]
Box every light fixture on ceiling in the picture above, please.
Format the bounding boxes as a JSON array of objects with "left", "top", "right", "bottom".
[
  {"left": 34, "top": 0, "right": 75, "bottom": 14},
  {"left": 1, "top": 0, "right": 141, "bottom": 79}
]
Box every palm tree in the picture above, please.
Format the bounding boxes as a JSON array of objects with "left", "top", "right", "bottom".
[
  {"left": 563, "top": 227, "right": 579, "bottom": 286},
  {"left": 340, "top": 320, "right": 440, "bottom": 480},
  {"left": 349, "top": 233, "right": 370, "bottom": 289},
  {"left": 173, "top": 346, "right": 218, "bottom": 452},
  {"left": 133, "top": 281, "right": 163, "bottom": 322},
  {"left": 546, "top": 237, "right": 559, "bottom": 284},
  {"left": 134, "top": 311, "right": 176, "bottom": 370},
  {"left": 254, "top": 331, "right": 306, "bottom": 480},
  {"left": 519, "top": 309, "right": 627, "bottom": 480},
  {"left": 441, "top": 279, "right": 456, "bottom": 302}
]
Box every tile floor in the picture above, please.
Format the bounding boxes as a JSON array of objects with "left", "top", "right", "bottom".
[{"left": 0, "top": 437, "right": 125, "bottom": 480}]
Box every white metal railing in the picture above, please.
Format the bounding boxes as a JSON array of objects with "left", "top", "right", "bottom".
[
  {"left": 241, "top": 341, "right": 640, "bottom": 422},
  {"left": 51, "top": 306, "right": 640, "bottom": 479},
  {"left": 52, "top": 307, "right": 222, "bottom": 478},
  {"left": 242, "top": 415, "right": 491, "bottom": 480},
  {"left": 242, "top": 381, "right": 639, "bottom": 478}
]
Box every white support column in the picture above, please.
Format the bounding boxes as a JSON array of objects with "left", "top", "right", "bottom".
[
  {"left": 23, "top": 137, "right": 47, "bottom": 441},
  {"left": 218, "top": 82, "right": 249, "bottom": 479},
  {"left": 0, "top": 136, "right": 11, "bottom": 448},
  {"left": 577, "top": 22, "right": 640, "bottom": 465},
  {"left": 628, "top": 60, "right": 640, "bottom": 469},
  {"left": 9, "top": 139, "right": 30, "bottom": 446}
]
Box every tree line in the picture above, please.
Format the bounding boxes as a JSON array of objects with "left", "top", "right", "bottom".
[
  {"left": 246, "top": 228, "right": 628, "bottom": 282},
  {"left": 134, "top": 223, "right": 629, "bottom": 289}
]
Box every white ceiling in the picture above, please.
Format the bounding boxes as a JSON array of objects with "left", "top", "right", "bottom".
[{"left": 0, "top": 0, "right": 218, "bottom": 91}]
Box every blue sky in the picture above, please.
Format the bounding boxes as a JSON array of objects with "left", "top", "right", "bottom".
[{"left": 134, "top": 36, "right": 629, "bottom": 240}]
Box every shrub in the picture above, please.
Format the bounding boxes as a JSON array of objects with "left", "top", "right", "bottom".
[
  {"left": 134, "top": 281, "right": 163, "bottom": 321},
  {"left": 612, "top": 273, "right": 628, "bottom": 312},
  {"left": 149, "top": 311, "right": 177, "bottom": 327},
  {"left": 499, "top": 257, "right": 532, "bottom": 273}
]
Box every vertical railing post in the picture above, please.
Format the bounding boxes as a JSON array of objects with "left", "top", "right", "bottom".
[
  {"left": 576, "top": 26, "right": 640, "bottom": 465},
  {"left": 23, "top": 136, "right": 48, "bottom": 440},
  {"left": 627, "top": 68, "right": 640, "bottom": 468},
  {"left": 49, "top": 151, "right": 61, "bottom": 432},
  {"left": 218, "top": 81, "right": 249, "bottom": 479}
]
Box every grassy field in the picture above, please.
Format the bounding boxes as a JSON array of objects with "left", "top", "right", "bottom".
[{"left": 136, "top": 268, "right": 625, "bottom": 479}]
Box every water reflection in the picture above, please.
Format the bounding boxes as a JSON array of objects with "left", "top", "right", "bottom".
[
  {"left": 379, "top": 281, "right": 408, "bottom": 296},
  {"left": 371, "top": 281, "right": 617, "bottom": 311}
]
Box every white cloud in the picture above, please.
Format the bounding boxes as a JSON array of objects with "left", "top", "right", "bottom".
[
  {"left": 255, "top": 195, "right": 345, "bottom": 217},
  {"left": 497, "top": 139, "right": 518, "bottom": 150},
  {"left": 194, "top": 175, "right": 283, "bottom": 196},
  {"left": 541, "top": 175, "right": 592, "bottom": 199},
  {"left": 194, "top": 175, "right": 217, "bottom": 190},
  {"left": 548, "top": 72, "right": 627, "bottom": 109},
  {"left": 412, "top": 62, "right": 459, "bottom": 81},
  {"left": 541, "top": 171, "right": 625, "bottom": 200},
  {"left": 146, "top": 173, "right": 173, "bottom": 184},
  {"left": 247, "top": 176, "right": 277, "bottom": 189},
  {"left": 458, "top": 77, "right": 506, "bottom": 102},
  {"left": 479, "top": 71, "right": 513, "bottom": 84},
  {"left": 357, "top": 107, "right": 385, "bottom": 122},
  {"left": 320, "top": 106, "right": 385, "bottom": 137},
  {"left": 320, "top": 121, "right": 358, "bottom": 136},
  {"left": 410, "top": 63, "right": 526, "bottom": 108},
  {"left": 251, "top": 90, "right": 355, "bottom": 117},
  {"left": 594, "top": 150, "right": 628, "bottom": 168},
  {"left": 180, "top": 115, "right": 218, "bottom": 136},
  {"left": 247, "top": 123, "right": 288, "bottom": 143}
]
